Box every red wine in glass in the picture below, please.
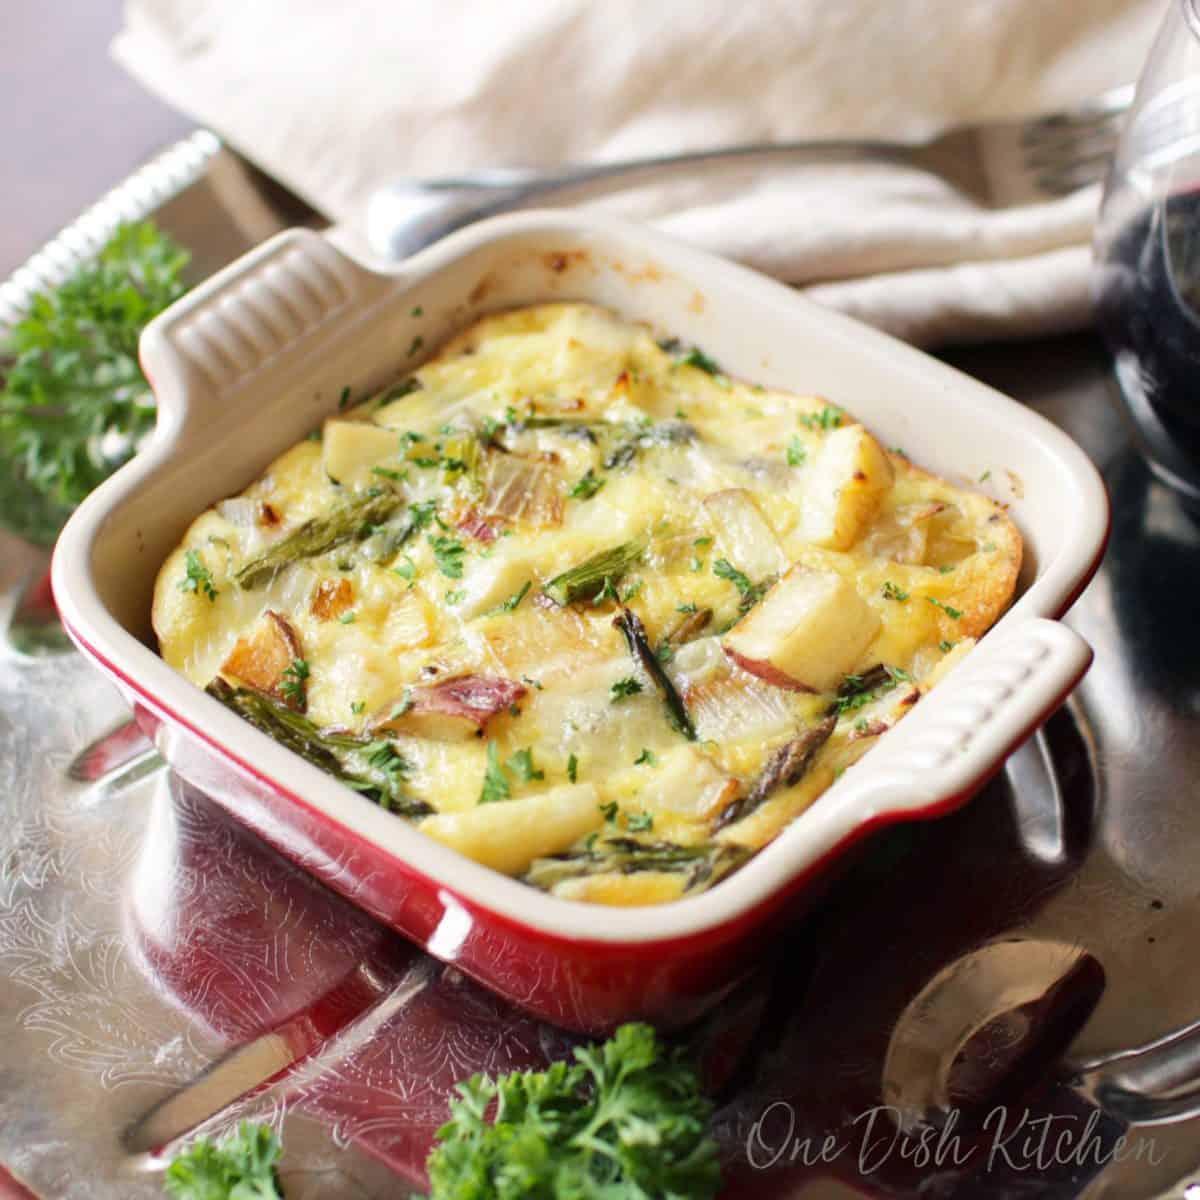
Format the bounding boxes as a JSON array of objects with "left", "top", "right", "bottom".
[{"left": 1096, "top": 189, "right": 1200, "bottom": 503}]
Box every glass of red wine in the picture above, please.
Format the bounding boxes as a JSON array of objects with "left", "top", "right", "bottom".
[{"left": 1095, "top": 0, "right": 1200, "bottom": 504}]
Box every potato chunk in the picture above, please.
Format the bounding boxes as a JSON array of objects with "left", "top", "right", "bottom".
[
  {"left": 220, "top": 610, "right": 303, "bottom": 707},
  {"left": 798, "top": 424, "right": 894, "bottom": 550},
  {"left": 702, "top": 489, "right": 786, "bottom": 581},
  {"left": 322, "top": 419, "right": 401, "bottom": 489},
  {"left": 722, "top": 565, "right": 880, "bottom": 692},
  {"left": 419, "top": 783, "right": 600, "bottom": 875}
]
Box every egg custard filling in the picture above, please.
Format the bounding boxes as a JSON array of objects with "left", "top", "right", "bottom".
[{"left": 153, "top": 303, "right": 1021, "bottom": 906}]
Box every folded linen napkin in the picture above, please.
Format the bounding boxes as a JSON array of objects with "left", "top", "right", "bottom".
[{"left": 114, "top": 0, "right": 1163, "bottom": 346}]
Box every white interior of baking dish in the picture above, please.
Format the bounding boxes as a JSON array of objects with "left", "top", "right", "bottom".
[{"left": 52, "top": 211, "right": 1103, "bottom": 943}]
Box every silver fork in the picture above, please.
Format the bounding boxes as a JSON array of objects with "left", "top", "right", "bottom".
[{"left": 367, "top": 84, "right": 1134, "bottom": 260}]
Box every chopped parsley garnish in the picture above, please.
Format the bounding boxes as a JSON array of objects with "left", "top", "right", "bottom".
[
  {"left": 679, "top": 347, "right": 720, "bottom": 374},
  {"left": 599, "top": 800, "right": 619, "bottom": 822},
  {"left": 677, "top": 602, "right": 697, "bottom": 614},
  {"left": 279, "top": 658, "right": 310, "bottom": 706},
  {"left": 693, "top": 536, "right": 713, "bottom": 547},
  {"left": 786, "top": 437, "right": 807, "bottom": 467},
  {"left": 620, "top": 579, "right": 643, "bottom": 603},
  {"left": 479, "top": 741, "right": 512, "bottom": 804},
  {"left": 569, "top": 469, "right": 606, "bottom": 500},
  {"left": 338, "top": 386, "right": 352, "bottom": 411},
  {"left": 429, "top": 534, "right": 466, "bottom": 578},
  {"left": 402, "top": 430, "right": 425, "bottom": 446},
  {"left": 610, "top": 677, "right": 643, "bottom": 702},
  {"left": 371, "top": 466, "right": 409, "bottom": 483},
  {"left": 393, "top": 555, "right": 417, "bottom": 583},
  {"left": 626, "top": 811, "right": 654, "bottom": 833},
  {"left": 939, "top": 639, "right": 957, "bottom": 652},
  {"left": 979, "top": 470, "right": 992, "bottom": 482},
  {"left": 351, "top": 701, "right": 365, "bottom": 715},
  {"left": 445, "top": 589, "right": 466, "bottom": 605},
  {"left": 507, "top": 747, "right": 544, "bottom": 783},
  {"left": 690, "top": 557, "right": 705, "bottom": 573},
  {"left": 881, "top": 581, "right": 909, "bottom": 602},
  {"left": 337, "top": 610, "right": 357, "bottom": 624},
  {"left": 364, "top": 738, "right": 410, "bottom": 788},
  {"left": 411, "top": 305, "right": 423, "bottom": 317},
  {"left": 926, "top": 597, "right": 964, "bottom": 620},
  {"left": 179, "top": 549, "right": 219, "bottom": 601},
  {"left": 634, "top": 748, "right": 658, "bottom": 766},
  {"left": 567, "top": 753, "right": 578, "bottom": 783},
  {"left": 412, "top": 456, "right": 441, "bottom": 469},
  {"left": 830, "top": 664, "right": 910, "bottom": 716},
  {"left": 799, "top": 405, "right": 843, "bottom": 430},
  {"left": 487, "top": 580, "right": 531, "bottom": 615},
  {"left": 408, "top": 335, "right": 424, "bottom": 357},
  {"left": 408, "top": 499, "right": 437, "bottom": 530},
  {"left": 713, "top": 557, "right": 764, "bottom": 610}
]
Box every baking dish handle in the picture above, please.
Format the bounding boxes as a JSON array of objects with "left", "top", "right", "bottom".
[
  {"left": 853, "top": 617, "right": 1092, "bottom": 816},
  {"left": 139, "top": 228, "right": 396, "bottom": 436}
]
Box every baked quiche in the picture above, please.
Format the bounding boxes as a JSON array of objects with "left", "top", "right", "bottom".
[{"left": 153, "top": 303, "right": 1021, "bottom": 906}]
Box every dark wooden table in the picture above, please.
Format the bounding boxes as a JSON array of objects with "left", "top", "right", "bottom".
[{"left": 0, "top": 0, "right": 192, "bottom": 278}]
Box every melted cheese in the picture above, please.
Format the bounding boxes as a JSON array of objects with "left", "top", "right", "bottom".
[{"left": 153, "top": 303, "right": 1021, "bottom": 905}]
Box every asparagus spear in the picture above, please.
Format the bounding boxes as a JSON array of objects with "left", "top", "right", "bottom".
[
  {"left": 542, "top": 537, "right": 647, "bottom": 606},
  {"left": 713, "top": 715, "right": 836, "bottom": 831},
  {"left": 603, "top": 420, "right": 696, "bottom": 470},
  {"left": 236, "top": 489, "right": 406, "bottom": 588},
  {"left": 524, "top": 835, "right": 749, "bottom": 895},
  {"left": 613, "top": 606, "right": 697, "bottom": 740},
  {"left": 206, "top": 678, "right": 432, "bottom": 818}
]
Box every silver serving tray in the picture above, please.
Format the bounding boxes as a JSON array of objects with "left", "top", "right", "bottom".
[{"left": 4, "top": 137, "right": 1200, "bottom": 1199}]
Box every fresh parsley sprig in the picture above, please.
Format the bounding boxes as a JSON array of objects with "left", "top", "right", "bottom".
[
  {"left": 0, "top": 221, "right": 190, "bottom": 544},
  {"left": 163, "top": 1121, "right": 283, "bottom": 1199},
  {"left": 167, "top": 1025, "right": 721, "bottom": 1199},
  {"left": 428, "top": 1022, "right": 721, "bottom": 1199}
]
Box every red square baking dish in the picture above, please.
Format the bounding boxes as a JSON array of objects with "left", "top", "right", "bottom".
[{"left": 50, "top": 211, "right": 1106, "bottom": 1033}]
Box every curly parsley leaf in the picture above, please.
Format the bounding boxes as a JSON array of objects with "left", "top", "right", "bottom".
[
  {"left": 0, "top": 221, "right": 191, "bottom": 544},
  {"left": 713, "top": 557, "right": 768, "bottom": 613},
  {"left": 429, "top": 533, "right": 466, "bottom": 579},
  {"left": 610, "top": 676, "right": 644, "bottom": 703},
  {"left": 479, "top": 741, "right": 512, "bottom": 804},
  {"left": 428, "top": 1021, "right": 720, "bottom": 1200},
  {"left": 278, "top": 658, "right": 309, "bottom": 708},
  {"left": 164, "top": 1121, "right": 284, "bottom": 1200},
  {"left": 799, "top": 405, "right": 843, "bottom": 431},
  {"left": 179, "top": 549, "right": 218, "bottom": 601},
  {"left": 507, "top": 747, "right": 544, "bottom": 783}
]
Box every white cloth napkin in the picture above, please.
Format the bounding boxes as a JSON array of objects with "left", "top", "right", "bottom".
[{"left": 114, "top": 0, "right": 1164, "bottom": 346}]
